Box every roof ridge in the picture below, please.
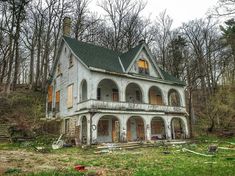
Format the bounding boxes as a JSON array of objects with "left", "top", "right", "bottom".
[{"left": 63, "top": 35, "right": 122, "bottom": 55}]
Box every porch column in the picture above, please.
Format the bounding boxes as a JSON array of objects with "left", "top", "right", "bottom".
[
  {"left": 145, "top": 116, "right": 151, "bottom": 141},
  {"left": 119, "top": 81, "right": 126, "bottom": 102},
  {"left": 91, "top": 114, "right": 100, "bottom": 144},
  {"left": 87, "top": 114, "right": 91, "bottom": 145},
  {"left": 120, "top": 114, "right": 128, "bottom": 142},
  {"left": 142, "top": 85, "right": 149, "bottom": 104},
  {"left": 165, "top": 117, "right": 172, "bottom": 140}
]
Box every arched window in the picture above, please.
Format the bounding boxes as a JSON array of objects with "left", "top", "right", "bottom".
[
  {"left": 137, "top": 59, "right": 149, "bottom": 75},
  {"left": 80, "top": 80, "right": 87, "bottom": 101}
]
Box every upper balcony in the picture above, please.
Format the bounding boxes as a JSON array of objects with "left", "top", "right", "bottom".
[
  {"left": 77, "top": 99, "right": 186, "bottom": 114},
  {"left": 77, "top": 78, "right": 186, "bottom": 114}
]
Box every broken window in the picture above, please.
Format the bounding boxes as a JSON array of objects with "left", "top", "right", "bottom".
[{"left": 137, "top": 59, "right": 149, "bottom": 75}]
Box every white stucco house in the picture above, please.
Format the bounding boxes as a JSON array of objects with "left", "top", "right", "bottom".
[{"left": 46, "top": 18, "right": 189, "bottom": 145}]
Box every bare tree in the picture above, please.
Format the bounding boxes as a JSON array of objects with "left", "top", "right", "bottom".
[{"left": 152, "top": 10, "right": 173, "bottom": 70}]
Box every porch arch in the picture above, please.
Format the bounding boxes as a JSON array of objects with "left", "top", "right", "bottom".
[
  {"left": 171, "top": 117, "right": 186, "bottom": 139},
  {"left": 125, "top": 82, "right": 143, "bottom": 103},
  {"left": 126, "top": 116, "right": 145, "bottom": 141},
  {"left": 150, "top": 117, "right": 166, "bottom": 140},
  {"left": 97, "top": 115, "right": 120, "bottom": 143},
  {"left": 168, "top": 89, "right": 181, "bottom": 106},
  {"left": 97, "top": 79, "right": 119, "bottom": 101},
  {"left": 149, "top": 86, "right": 163, "bottom": 105}
]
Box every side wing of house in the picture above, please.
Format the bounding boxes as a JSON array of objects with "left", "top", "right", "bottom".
[{"left": 47, "top": 40, "right": 91, "bottom": 118}]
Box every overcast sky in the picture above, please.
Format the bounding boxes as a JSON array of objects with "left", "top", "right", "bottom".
[{"left": 91, "top": 0, "right": 219, "bottom": 28}]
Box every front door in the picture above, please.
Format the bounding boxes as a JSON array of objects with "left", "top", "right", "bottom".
[{"left": 136, "top": 119, "right": 145, "bottom": 140}]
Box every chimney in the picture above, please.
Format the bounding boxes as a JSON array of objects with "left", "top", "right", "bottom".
[{"left": 63, "top": 17, "right": 71, "bottom": 36}]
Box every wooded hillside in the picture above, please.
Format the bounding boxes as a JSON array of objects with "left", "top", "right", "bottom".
[{"left": 0, "top": 0, "right": 234, "bottom": 135}]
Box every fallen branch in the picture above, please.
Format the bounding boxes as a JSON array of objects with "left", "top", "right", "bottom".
[
  {"left": 182, "top": 148, "right": 214, "bottom": 157},
  {"left": 218, "top": 147, "right": 235, "bottom": 151}
]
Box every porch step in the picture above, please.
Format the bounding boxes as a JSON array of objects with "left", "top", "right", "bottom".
[{"left": 96, "top": 140, "right": 189, "bottom": 151}]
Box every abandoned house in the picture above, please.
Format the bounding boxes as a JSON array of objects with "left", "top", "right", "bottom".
[{"left": 46, "top": 17, "right": 189, "bottom": 145}]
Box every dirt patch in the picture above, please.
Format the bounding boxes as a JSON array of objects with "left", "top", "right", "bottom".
[{"left": 0, "top": 149, "right": 108, "bottom": 175}]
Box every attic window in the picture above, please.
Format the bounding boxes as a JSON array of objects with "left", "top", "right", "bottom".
[
  {"left": 137, "top": 59, "right": 149, "bottom": 75},
  {"left": 69, "top": 54, "right": 73, "bottom": 68}
]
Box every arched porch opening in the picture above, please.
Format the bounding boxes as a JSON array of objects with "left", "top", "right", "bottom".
[
  {"left": 97, "top": 115, "right": 120, "bottom": 143},
  {"left": 168, "top": 89, "right": 181, "bottom": 106},
  {"left": 149, "top": 86, "right": 163, "bottom": 105},
  {"left": 127, "top": 116, "right": 145, "bottom": 141},
  {"left": 97, "top": 79, "right": 119, "bottom": 101},
  {"left": 125, "top": 83, "right": 143, "bottom": 103},
  {"left": 81, "top": 116, "right": 87, "bottom": 144},
  {"left": 80, "top": 80, "right": 87, "bottom": 101},
  {"left": 151, "top": 117, "right": 166, "bottom": 140},
  {"left": 171, "top": 118, "right": 186, "bottom": 139}
]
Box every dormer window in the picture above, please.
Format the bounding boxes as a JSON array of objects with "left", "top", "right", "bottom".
[
  {"left": 137, "top": 59, "right": 149, "bottom": 75},
  {"left": 69, "top": 54, "right": 73, "bottom": 68}
]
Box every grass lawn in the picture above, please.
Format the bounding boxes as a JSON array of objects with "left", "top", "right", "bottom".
[{"left": 0, "top": 136, "right": 235, "bottom": 176}]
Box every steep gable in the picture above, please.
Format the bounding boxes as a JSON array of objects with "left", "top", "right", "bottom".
[{"left": 63, "top": 36, "right": 123, "bottom": 73}]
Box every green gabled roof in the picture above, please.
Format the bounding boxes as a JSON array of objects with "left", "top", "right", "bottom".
[
  {"left": 63, "top": 36, "right": 123, "bottom": 73},
  {"left": 159, "top": 68, "right": 186, "bottom": 86},
  {"left": 119, "top": 43, "right": 143, "bottom": 70},
  {"left": 62, "top": 36, "right": 186, "bottom": 86}
]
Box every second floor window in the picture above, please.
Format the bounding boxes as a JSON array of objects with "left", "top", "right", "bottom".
[{"left": 137, "top": 59, "right": 149, "bottom": 75}]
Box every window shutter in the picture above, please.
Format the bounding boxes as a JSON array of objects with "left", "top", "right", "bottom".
[
  {"left": 67, "top": 85, "right": 73, "bottom": 108},
  {"left": 48, "top": 86, "right": 53, "bottom": 103}
]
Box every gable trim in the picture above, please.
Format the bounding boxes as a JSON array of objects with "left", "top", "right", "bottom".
[
  {"left": 63, "top": 38, "right": 90, "bottom": 70},
  {"left": 143, "top": 44, "right": 164, "bottom": 79},
  {"left": 126, "top": 44, "right": 164, "bottom": 79},
  {"left": 118, "top": 57, "right": 125, "bottom": 72}
]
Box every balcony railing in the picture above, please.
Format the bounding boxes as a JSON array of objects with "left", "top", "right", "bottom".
[{"left": 77, "top": 99, "right": 186, "bottom": 114}]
